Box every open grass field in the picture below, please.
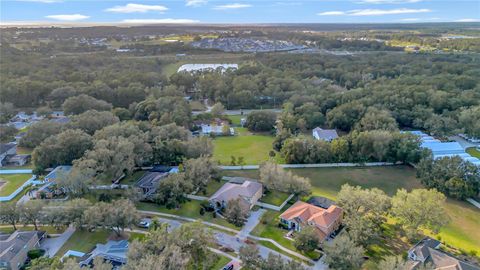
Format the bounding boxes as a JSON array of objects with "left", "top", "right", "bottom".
[
  {"left": 137, "top": 200, "right": 240, "bottom": 230},
  {"left": 221, "top": 165, "right": 422, "bottom": 198},
  {"left": 213, "top": 130, "right": 280, "bottom": 165},
  {"left": 466, "top": 147, "right": 480, "bottom": 158},
  {"left": 0, "top": 174, "right": 31, "bottom": 196},
  {"left": 433, "top": 199, "right": 480, "bottom": 254},
  {"left": 56, "top": 229, "right": 111, "bottom": 257},
  {"left": 222, "top": 166, "right": 480, "bottom": 255}
]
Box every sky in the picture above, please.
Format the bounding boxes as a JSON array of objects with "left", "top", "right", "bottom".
[{"left": 0, "top": 0, "right": 479, "bottom": 25}]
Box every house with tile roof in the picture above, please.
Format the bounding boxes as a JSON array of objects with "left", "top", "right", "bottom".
[
  {"left": 279, "top": 201, "right": 343, "bottom": 242},
  {"left": 407, "top": 237, "right": 480, "bottom": 270},
  {"left": 209, "top": 180, "right": 263, "bottom": 211}
]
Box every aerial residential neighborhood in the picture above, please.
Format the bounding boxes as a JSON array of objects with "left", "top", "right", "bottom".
[{"left": 0, "top": 1, "right": 480, "bottom": 270}]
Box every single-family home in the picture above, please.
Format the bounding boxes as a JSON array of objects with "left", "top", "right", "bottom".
[
  {"left": 194, "top": 118, "right": 234, "bottom": 136},
  {"left": 307, "top": 196, "right": 335, "bottom": 210},
  {"left": 177, "top": 63, "right": 238, "bottom": 73},
  {"left": 80, "top": 240, "right": 129, "bottom": 269},
  {"left": 407, "top": 237, "right": 480, "bottom": 270},
  {"left": 209, "top": 180, "right": 263, "bottom": 211},
  {"left": 3, "top": 155, "right": 30, "bottom": 167},
  {"left": 0, "top": 143, "right": 17, "bottom": 167},
  {"left": 135, "top": 166, "right": 178, "bottom": 198},
  {"left": 279, "top": 201, "right": 343, "bottom": 242},
  {"left": 312, "top": 127, "right": 339, "bottom": 142},
  {"left": 0, "top": 231, "right": 46, "bottom": 270}
]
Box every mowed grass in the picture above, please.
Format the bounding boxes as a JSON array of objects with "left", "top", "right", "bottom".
[
  {"left": 466, "top": 147, "right": 480, "bottom": 158},
  {"left": 209, "top": 255, "right": 231, "bottom": 270},
  {"left": 227, "top": 115, "right": 244, "bottom": 126},
  {"left": 260, "top": 190, "right": 291, "bottom": 206},
  {"left": 221, "top": 166, "right": 480, "bottom": 254},
  {"left": 0, "top": 174, "right": 31, "bottom": 196},
  {"left": 213, "top": 132, "right": 277, "bottom": 165},
  {"left": 432, "top": 199, "right": 480, "bottom": 254},
  {"left": 56, "top": 229, "right": 111, "bottom": 257}
]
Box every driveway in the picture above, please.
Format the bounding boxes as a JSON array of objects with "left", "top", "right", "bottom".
[
  {"left": 237, "top": 209, "right": 266, "bottom": 239},
  {"left": 41, "top": 225, "right": 76, "bottom": 257},
  {"left": 450, "top": 135, "right": 479, "bottom": 149}
]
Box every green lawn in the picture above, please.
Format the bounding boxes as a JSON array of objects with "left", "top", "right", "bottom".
[
  {"left": 226, "top": 115, "right": 244, "bottom": 126},
  {"left": 56, "top": 229, "right": 111, "bottom": 257},
  {"left": 259, "top": 190, "right": 291, "bottom": 206},
  {"left": 221, "top": 166, "right": 422, "bottom": 199},
  {"left": 202, "top": 180, "right": 225, "bottom": 197},
  {"left": 466, "top": 147, "right": 480, "bottom": 158},
  {"left": 432, "top": 199, "right": 480, "bottom": 254},
  {"left": 121, "top": 171, "right": 146, "bottom": 185},
  {"left": 0, "top": 174, "right": 31, "bottom": 196},
  {"left": 0, "top": 225, "right": 65, "bottom": 235},
  {"left": 224, "top": 166, "right": 480, "bottom": 256},
  {"left": 137, "top": 200, "right": 240, "bottom": 230},
  {"left": 213, "top": 132, "right": 279, "bottom": 165},
  {"left": 209, "top": 255, "right": 231, "bottom": 270}
]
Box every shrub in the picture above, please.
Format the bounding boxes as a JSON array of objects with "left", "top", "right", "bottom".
[{"left": 27, "top": 249, "right": 45, "bottom": 260}]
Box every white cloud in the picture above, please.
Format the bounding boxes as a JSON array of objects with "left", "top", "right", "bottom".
[
  {"left": 455, "top": 18, "right": 480, "bottom": 22},
  {"left": 318, "top": 8, "right": 431, "bottom": 16},
  {"left": 349, "top": 8, "right": 431, "bottom": 16},
  {"left": 106, "top": 3, "right": 168, "bottom": 13},
  {"left": 45, "top": 14, "right": 89, "bottom": 21},
  {"left": 121, "top": 19, "right": 200, "bottom": 24},
  {"left": 356, "top": 0, "right": 422, "bottom": 3},
  {"left": 213, "top": 3, "right": 252, "bottom": 10},
  {"left": 186, "top": 0, "right": 208, "bottom": 7},
  {"left": 318, "top": 11, "right": 346, "bottom": 16}
]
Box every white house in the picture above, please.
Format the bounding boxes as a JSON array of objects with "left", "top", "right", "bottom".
[{"left": 312, "top": 127, "right": 339, "bottom": 142}]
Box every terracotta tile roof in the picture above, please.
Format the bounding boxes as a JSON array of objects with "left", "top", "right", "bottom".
[{"left": 280, "top": 201, "right": 343, "bottom": 233}]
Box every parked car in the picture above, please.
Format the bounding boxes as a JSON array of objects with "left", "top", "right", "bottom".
[
  {"left": 138, "top": 218, "right": 152, "bottom": 228},
  {"left": 223, "top": 264, "right": 234, "bottom": 270}
]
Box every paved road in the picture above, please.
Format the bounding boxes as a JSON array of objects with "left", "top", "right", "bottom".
[
  {"left": 237, "top": 209, "right": 265, "bottom": 239},
  {"left": 41, "top": 225, "right": 76, "bottom": 257},
  {"left": 450, "top": 135, "right": 479, "bottom": 149},
  {"left": 141, "top": 210, "right": 323, "bottom": 269}
]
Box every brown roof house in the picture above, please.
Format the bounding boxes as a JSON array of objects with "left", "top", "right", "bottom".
[
  {"left": 280, "top": 201, "right": 343, "bottom": 242},
  {"left": 407, "top": 237, "right": 480, "bottom": 270},
  {"left": 0, "top": 231, "right": 46, "bottom": 270},
  {"left": 209, "top": 181, "right": 263, "bottom": 211}
]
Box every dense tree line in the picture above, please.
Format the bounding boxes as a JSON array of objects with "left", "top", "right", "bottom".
[
  {"left": 417, "top": 156, "right": 480, "bottom": 199},
  {"left": 279, "top": 131, "right": 425, "bottom": 164}
]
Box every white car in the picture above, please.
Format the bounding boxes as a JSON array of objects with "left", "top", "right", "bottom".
[{"left": 138, "top": 218, "right": 152, "bottom": 228}]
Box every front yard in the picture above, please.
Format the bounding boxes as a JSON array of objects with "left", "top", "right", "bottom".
[
  {"left": 0, "top": 173, "right": 31, "bottom": 196},
  {"left": 250, "top": 210, "right": 321, "bottom": 260},
  {"left": 136, "top": 200, "right": 240, "bottom": 230},
  {"left": 56, "top": 229, "right": 111, "bottom": 257}
]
